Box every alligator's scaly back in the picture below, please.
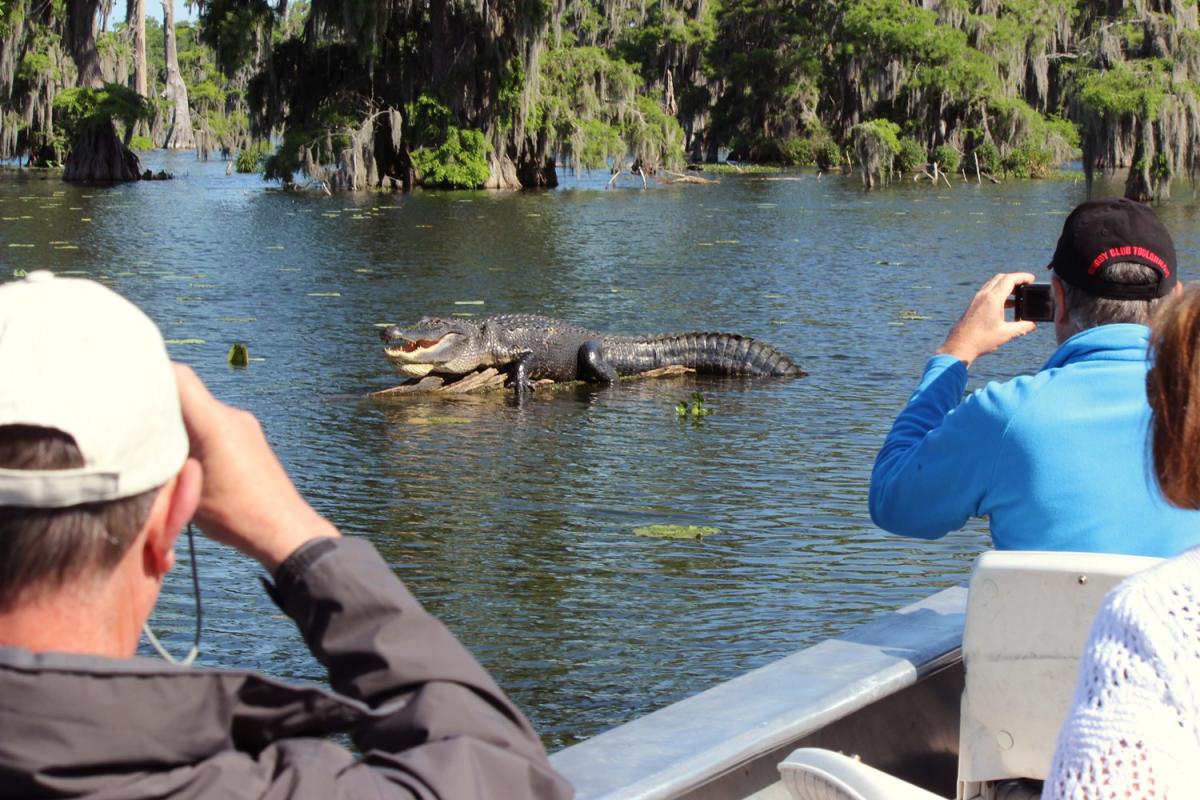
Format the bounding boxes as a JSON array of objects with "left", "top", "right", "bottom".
[{"left": 599, "top": 332, "right": 806, "bottom": 377}]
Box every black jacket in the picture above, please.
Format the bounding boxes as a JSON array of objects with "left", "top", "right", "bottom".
[{"left": 0, "top": 537, "right": 574, "bottom": 799}]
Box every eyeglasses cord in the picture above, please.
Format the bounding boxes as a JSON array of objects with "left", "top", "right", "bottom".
[{"left": 141, "top": 522, "right": 202, "bottom": 666}]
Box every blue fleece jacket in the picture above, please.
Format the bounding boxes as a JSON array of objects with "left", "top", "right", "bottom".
[{"left": 870, "top": 324, "right": 1200, "bottom": 556}]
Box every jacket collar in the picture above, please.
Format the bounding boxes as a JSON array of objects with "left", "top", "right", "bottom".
[{"left": 1041, "top": 323, "right": 1150, "bottom": 371}]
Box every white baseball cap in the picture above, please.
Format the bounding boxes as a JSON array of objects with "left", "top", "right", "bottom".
[{"left": 0, "top": 271, "right": 188, "bottom": 507}]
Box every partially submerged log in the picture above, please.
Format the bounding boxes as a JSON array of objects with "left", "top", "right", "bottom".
[
  {"left": 660, "top": 169, "right": 718, "bottom": 185},
  {"left": 369, "top": 365, "right": 695, "bottom": 397}
]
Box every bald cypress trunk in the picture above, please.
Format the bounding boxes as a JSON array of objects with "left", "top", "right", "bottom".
[
  {"left": 66, "top": 0, "right": 103, "bottom": 88},
  {"left": 161, "top": 0, "right": 195, "bottom": 149},
  {"left": 64, "top": 119, "right": 142, "bottom": 181},
  {"left": 130, "top": 0, "right": 147, "bottom": 98}
]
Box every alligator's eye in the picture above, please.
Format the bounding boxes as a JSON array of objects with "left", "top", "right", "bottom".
[{"left": 402, "top": 337, "right": 442, "bottom": 353}]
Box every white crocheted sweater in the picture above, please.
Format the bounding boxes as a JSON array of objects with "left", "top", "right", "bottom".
[{"left": 1045, "top": 546, "right": 1200, "bottom": 799}]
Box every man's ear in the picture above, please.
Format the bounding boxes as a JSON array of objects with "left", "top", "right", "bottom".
[
  {"left": 1172, "top": 280, "right": 1184, "bottom": 297},
  {"left": 144, "top": 458, "right": 202, "bottom": 578},
  {"left": 1051, "top": 275, "right": 1070, "bottom": 324}
]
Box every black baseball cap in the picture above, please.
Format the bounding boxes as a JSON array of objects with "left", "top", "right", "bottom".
[{"left": 1050, "top": 197, "right": 1177, "bottom": 300}]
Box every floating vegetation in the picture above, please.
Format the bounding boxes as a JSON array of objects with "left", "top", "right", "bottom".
[
  {"left": 897, "top": 310, "right": 931, "bottom": 321},
  {"left": 227, "top": 342, "right": 249, "bottom": 368},
  {"left": 164, "top": 338, "right": 206, "bottom": 345},
  {"left": 633, "top": 524, "right": 718, "bottom": 540},
  {"left": 676, "top": 392, "right": 713, "bottom": 418}
]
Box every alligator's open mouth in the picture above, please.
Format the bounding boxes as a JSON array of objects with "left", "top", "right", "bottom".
[
  {"left": 397, "top": 338, "right": 440, "bottom": 353},
  {"left": 382, "top": 335, "right": 444, "bottom": 359}
]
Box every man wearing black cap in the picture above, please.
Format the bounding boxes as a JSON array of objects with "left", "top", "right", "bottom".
[{"left": 869, "top": 197, "right": 1200, "bottom": 556}]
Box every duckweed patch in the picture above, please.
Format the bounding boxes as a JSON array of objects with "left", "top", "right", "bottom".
[{"left": 633, "top": 524, "right": 719, "bottom": 540}]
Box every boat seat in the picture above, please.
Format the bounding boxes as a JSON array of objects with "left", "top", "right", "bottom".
[
  {"left": 779, "top": 550, "right": 1161, "bottom": 800},
  {"left": 779, "top": 748, "right": 945, "bottom": 800}
]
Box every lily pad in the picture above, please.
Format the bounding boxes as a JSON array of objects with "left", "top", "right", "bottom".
[
  {"left": 897, "top": 309, "right": 931, "bottom": 321},
  {"left": 632, "top": 524, "right": 719, "bottom": 540}
]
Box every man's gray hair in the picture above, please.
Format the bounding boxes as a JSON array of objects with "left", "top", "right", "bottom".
[{"left": 1061, "top": 261, "right": 1170, "bottom": 329}]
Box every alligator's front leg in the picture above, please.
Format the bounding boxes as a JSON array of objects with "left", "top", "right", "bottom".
[
  {"left": 577, "top": 340, "right": 618, "bottom": 383},
  {"left": 509, "top": 350, "right": 537, "bottom": 395}
]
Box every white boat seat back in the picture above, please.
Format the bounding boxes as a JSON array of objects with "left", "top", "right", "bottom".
[
  {"left": 779, "top": 748, "right": 947, "bottom": 800},
  {"left": 956, "top": 550, "right": 1161, "bottom": 798}
]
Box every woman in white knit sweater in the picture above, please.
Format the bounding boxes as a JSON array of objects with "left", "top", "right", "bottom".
[{"left": 1045, "top": 288, "right": 1200, "bottom": 798}]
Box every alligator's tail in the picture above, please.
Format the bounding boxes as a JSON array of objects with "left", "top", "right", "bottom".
[{"left": 602, "top": 333, "right": 806, "bottom": 377}]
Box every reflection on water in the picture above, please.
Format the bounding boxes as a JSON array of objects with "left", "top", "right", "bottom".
[{"left": 2, "top": 160, "right": 1195, "bottom": 748}]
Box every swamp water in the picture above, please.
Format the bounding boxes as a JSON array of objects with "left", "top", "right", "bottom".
[{"left": 2, "top": 155, "right": 1197, "bottom": 749}]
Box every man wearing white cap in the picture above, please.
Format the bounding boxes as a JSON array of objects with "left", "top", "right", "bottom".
[{"left": 0, "top": 271, "right": 573, "bottom": 799}]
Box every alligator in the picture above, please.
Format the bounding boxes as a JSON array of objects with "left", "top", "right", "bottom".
[{"left": 380, "top": 314, "right": 806, "bottom": 393}]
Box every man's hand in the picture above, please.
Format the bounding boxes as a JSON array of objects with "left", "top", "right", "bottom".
[
  {"left": 173, "top": 364, "right": 339, "bottom": 572},
  {"left": 935, "top": 272, "right": 1039, "bottom": 368}
]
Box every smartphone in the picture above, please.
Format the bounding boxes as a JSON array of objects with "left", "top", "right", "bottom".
[{"left": 1013, "top": 283, "right": 1054, "bottom": 322}]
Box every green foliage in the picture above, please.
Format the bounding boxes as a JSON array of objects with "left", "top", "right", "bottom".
[
  {"left": 816, "top": 139, "right": 843, "bottom": 170},
  {"left": 53, "top": 85, "right": 153, "bottom": 142},
  {"left": 895, "top": 137, "right": 926, "bottom": 173},
  {"left": 578, "top": 119, "right": 624, "bottom": 170},
  {"left": 676, "top": 392, "right": 713, "bottom": 418},
  {"left": 855, "top": 119, "right": 901, "bottom": 153},
  {"left": 411, "top": 128, "right": 492, "bottom": 189},
  {"left": 235, "top": 142, "right": 270, "bottom": 173},
  {"left": 971, "top": 139, "right": 1001, "bottom": 173},
  {"left": 840, "top": 0, "right": 998, "bottom": 102},
  {"left": 1074, "top": 59, "right": 1169, "bottom": 121},
  {"left": 129, "top": 135, "right": 155, "bottom": 151},
  {"left": 852, "top": 118, "right": 902, "bottom": 183},
  {"left": 932, "top": 143, "right": 961, "bottom": 173},
  {"left": 779, "top": 136, "right": 814, "bottom": 166},
  {"left": 536, "top": 46, "right": 682, "bottom": 171}
]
